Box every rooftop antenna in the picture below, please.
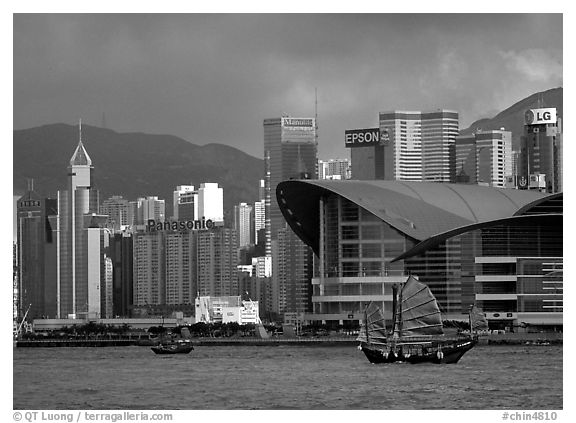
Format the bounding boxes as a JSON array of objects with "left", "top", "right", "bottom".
[
  {"left": 79, "top": 118, "right": 83, "bottom": 142},
  {"left": 314, "top": 87, "right": 319, "bottom": 147}
]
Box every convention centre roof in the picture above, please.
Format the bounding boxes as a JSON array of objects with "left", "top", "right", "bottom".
[{"left": 276, "top": 180, "right": 555, "bottom": 256}]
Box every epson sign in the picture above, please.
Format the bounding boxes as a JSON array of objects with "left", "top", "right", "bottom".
[{"left": 345, "top": 128, "right": 389, "bottom": 148}]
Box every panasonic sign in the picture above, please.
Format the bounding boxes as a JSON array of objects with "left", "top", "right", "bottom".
[{"left": 345, "top": 128, "right": 389, "bottom": 148}]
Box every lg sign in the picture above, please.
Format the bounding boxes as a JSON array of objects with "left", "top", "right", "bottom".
[
  {"left": 524, "top": 108, "right": 557, "bottom": 125},
  {"left": 345, "top": 128, "right": 390, "bottom": 148}
]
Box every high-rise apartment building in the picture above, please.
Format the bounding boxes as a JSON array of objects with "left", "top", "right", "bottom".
[
  {"left": 519, "top": 107, "right": 562, "bottom": 193},
  {"left": 133, "top": 231, "right": 165, "bottom": 309},
  {"left": 455, "top": 130, "right": 513, "bottom": 188},
  {"left": 173, "top": 185, "right": 197, "bottom": 221},
  {"left": 56, "top": 132, "right": 103, "bottom": 318},
  {"left": 276, "top": 227, "right": 313, "bottom": 314},
  {"left": 100, "top": 195, "right": 130, "bottom": 230},
  {"left": 197, "top": 183, "right": 224, "bottom": 223},
  {"left": 318, "top": 158, "right": 351, "bottom": 180},
  {"left": 16, "top": 181, "right": 58, "bottom": 320},
  {"left": 196, "top": 228, "right": 239, "bottom": 297},
  {"left": 253, "top": 200, "right": 265, "bottom": 246},
  {"left": 165, "top": 231, "right": 195, "bottom": 307},
  {"left": 130, "top": 196, "right": 165, "bottom": 226},
  {"left": 234, "top": 202, "right": 254, "bottom": 248}
]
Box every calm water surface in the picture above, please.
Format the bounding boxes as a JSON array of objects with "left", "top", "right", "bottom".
[{"left": 13, "top": 344, "right": 562, "bottom": 410}]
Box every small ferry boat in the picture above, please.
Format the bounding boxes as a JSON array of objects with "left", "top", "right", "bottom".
[
  {"left": 151, "top": 327, "right": 194, "bottom": 355},
  {"left": 151, "top": 339, "right": 194, "bottom": 355}
]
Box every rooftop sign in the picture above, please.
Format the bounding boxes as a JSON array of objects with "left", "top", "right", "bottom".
[
  {"left": 524, "top": 108, "right": 557, "bottom": 125},
  {"left": 345, "top": 128, "right": 390, "bottom": 148}
]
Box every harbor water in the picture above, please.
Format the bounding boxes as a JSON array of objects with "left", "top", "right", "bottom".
[{"left": 13, "top": 344, "right": 562, "bottom": 410}]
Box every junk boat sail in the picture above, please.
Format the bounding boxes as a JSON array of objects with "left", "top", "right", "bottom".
[{"left": 357, "top": 275, "right": 488, "bottom": 364}]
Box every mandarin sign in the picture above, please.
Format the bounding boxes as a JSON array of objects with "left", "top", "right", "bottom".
[{"left": 282, "top": 118, "right": 314, "bottom": 128}]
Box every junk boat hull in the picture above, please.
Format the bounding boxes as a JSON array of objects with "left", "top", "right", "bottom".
[
  {"left": 359, "top": 337, "right": 477, "bottom": 364},
  {"left": 357, "top": 275, "right": 487, "bottom": 365}
]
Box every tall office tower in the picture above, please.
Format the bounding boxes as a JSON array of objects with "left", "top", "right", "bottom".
[
  {"left": 165, "top": 232, "right": 195, "bottom": 308},
  {"left": 258, "top": 179, "right": 265, "bottom": 201},
  {"left": 173, "top": 184, "right": 197, "bottom": 221},
  {"left": 318, "top": 158, "right": 351, "bottom": 180},
  {"left": 476, "top": 130, "right": 512, "bottom": 188},
  {"left": 57, "top": 131, "right": 102, "bottom": 318},
  {"left": 85, "top": 214, "right": 112, "bottom": 318},
  {"left": 132, "top": 231, "right": 165, "bottom": 310},
  {"left": 253, "top": 199, "right": 265, "bottom": 246},
  {"left": 420, "top": 110, "right": 459, "bottom": 182},
  {"left": 197, "top": 183, "right": 224, "bottom": 223},
  {"left": 263, "top": 116, "right": 317, "bottom": 318},
  {"left": 234, "top": 202, "right": 254, "bottom": 248},
  {"left": 195, "top": 227, "right": 239, "bottom": 297},
  {"left": 109, "top": 232, "right": 133, "bottom": 317},
  {"left": 16, "top": 180, "right": 58, "bottom": 320},
  {"left": 100, "top": 195, "right": 130, "bottom": 230},
  {"left": 141, "top": 196, "right": 165, "bottom": 223},
  {"left": 455, "top": 130, "right": 512, "bottom": 188},
  {"left": 355, "top": 110, "right": 458, "bottom": 182},
  {"left": 263, "top": 116, "right": 317, "bottom": 241},
  {"left": 519, "top": 107, "right": 562, "bottom": 193},
  {"left": 130, "top": 196, "right": 165, "bottom": 226},
  {"left": 454, "top": 134, "right": 476, "bottom": 183},
  {"left": 379, "top": 112, "right": 423, "bottom": 181},
  {"left": 264, "top": 152, "right": 272, "bottom": 257},
  {"left": 276, "top": 227, "right": 313, "bottom": 314}
]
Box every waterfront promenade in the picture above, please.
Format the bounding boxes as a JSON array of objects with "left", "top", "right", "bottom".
[{"left": 14, "top": 331, "right": 562, "bottom": 348}]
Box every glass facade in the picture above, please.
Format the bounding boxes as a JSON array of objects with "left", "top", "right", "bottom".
[
  {"left": 311, "top": 191, "right": 561, "bottom": 327},
  {"left": 405, "top": 215, "right": 562, "bottom": 324},
  {"left": 313, "top": 194, "right": 415, "bottom": 321}
]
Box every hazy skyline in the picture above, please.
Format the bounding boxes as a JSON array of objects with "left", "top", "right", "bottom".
[{"left": 14, "top": 13, "right": 562, "bottom": 160}]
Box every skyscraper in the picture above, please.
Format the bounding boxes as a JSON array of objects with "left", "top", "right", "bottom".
[
  {"left": 377, "top": 110, "right": 459, "bottom": 182},
  {"left": 133, "top": 231, "right": 165, "bottom": 311},
  {"left": 197, "top": 183, "right": 224, "bottom": 223},
  {"left": 56, "top": 129, "right": 101, "bottom": 318},
  {"left": 196, "top": 227, "right": 239, "bottom": 297},
  {"left": 165, "top": 231, "right": 195, "bottom": 308},
  {"left": 130, "top": 196, "right": 165, "bottom": 226},
  {"left": 519, "top": 107, "right": 562, "bottom": 193},
  {"left": 263, "top": 116, "right": 317, "bottom": 316},
  {"left": 100, "top": 195, "right": 130, "bottom": 230},
  {"left": 233, "top": 202, "right": 254, "bottom": 248},
  {"left": 263, "top": 116, "right": 317, "bottom": 240},
  {"left": 172, "top": 184, "right": 197, "bottom": 221},
  {"left": 420, "top": 110, "right": 459, "bottom": 182},
  {"left": 16, "top": 180, "right": 58, "bottom": 320},
  {"left": 455, "top": 130, "right": 513, "bottom": 188},
  {"left": 318, "top": 158, "right": 351, "bottom": 180}
]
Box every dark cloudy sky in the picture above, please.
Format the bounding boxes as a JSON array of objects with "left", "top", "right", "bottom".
[{"left": 13, "top": 13, "right": 563, "bottom": 160}]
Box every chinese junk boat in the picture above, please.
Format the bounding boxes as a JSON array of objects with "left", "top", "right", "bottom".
[{"left": 357, "top": 275, "right": 488, "bottom": 364}]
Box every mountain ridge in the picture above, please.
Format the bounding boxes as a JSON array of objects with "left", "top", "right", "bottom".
[
  {"left": 13, "top": 87, "right": 563, "bottom": 217},
  {"left": 13, "top": 124, "right": 264, "bottom": 219}
]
